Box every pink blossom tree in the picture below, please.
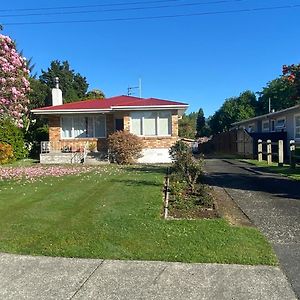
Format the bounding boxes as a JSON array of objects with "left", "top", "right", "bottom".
[{"left": 0, "top": 34, "right": 30, "bottom": 128}]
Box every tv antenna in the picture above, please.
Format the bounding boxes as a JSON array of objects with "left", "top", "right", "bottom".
[{"left": 127, "top": 78, "right": 142, "bottom": 98}]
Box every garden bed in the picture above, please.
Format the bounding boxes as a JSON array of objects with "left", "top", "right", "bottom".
[{"left": 166, "top": 141, "right": 219, "bottom": 220}]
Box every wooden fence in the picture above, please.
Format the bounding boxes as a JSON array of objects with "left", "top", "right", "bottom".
[{"left": 236, "top": 129, "right": 254, "bottom": 158}]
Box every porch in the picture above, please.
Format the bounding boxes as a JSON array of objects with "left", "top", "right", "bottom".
[{"left": 40, "top": 141, "right": 109, "bottom": 165}]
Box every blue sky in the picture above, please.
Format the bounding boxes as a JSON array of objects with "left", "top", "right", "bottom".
[{"left": 1, "top": 0, "right": 300, "bottom": 116}]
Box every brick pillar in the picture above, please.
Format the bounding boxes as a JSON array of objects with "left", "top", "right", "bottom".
[
  {"left": 106, "top": 114, "right": 114, "bottom": 137},
  {"left": 123, "top": 113, "right": 130, "bottom": 132},
  {"left": 48, "top": 116, "right": 60, "bottom": 142},
  {"left": 171, "top": 111, "right": 178, "bottom": 137}
]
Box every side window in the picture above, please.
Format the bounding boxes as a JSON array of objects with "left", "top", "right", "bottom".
[{"left": 295, "top": 115, "right": 300, "bottom": 139}]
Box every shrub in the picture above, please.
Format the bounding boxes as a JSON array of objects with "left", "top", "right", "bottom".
[
  {"left": 108, "top": 131, "right": 142, "bottom": 164},
  {"left": 0, "top": 118, "right": 28, "bottom": 160},
  {"left": 0, "top": 143, "right": 14, "bottom": 164},
  {"left": 24, "top": 119, "right": 49, "bottom": 158},
  {"left": 169, "top": 140, "right": 203, "bottom": 193}
]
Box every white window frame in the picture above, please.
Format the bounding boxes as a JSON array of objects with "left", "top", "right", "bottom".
[
  {"left": 271, "top": 119, "right": 276, "bottom": 132},
  {"left": 60, "top": 115, "right": 106, "bottom": 139},
  {"left": 262, "top": 120, "right": 270, "bottom": 132},
  {"left": 130, "top": 111, "right": 172, "bottom": 137},
  {"left": 295, "top": 113, "right": 300, "bottom": 140},
  {"left": 275, "top": 117, "right": 286, "bottom": 130}
]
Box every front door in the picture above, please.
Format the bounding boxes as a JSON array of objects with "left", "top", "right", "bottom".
[{"left": 115, "top": 118, "right": 124, "bottom": 131}]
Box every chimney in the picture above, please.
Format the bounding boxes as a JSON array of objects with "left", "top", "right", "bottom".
[{"left": 51, "top": 77, "right": 63, "bottom": 106}]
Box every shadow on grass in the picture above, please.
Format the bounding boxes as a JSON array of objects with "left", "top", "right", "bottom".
[
  {"left": 110, "top": 178, "right": 162, "bottom": 187},
  {"left": 125, "top": 164, "right": 169, "bottom": 175}
]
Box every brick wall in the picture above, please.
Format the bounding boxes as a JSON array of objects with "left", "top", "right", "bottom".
[{"left": 47, "top": 110, "right": 179, "bottom": 151}]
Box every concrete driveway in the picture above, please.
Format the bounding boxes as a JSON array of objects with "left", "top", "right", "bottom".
[
  {"left": 205, "top": 159, "right": 300, "bottom": 299},
  {"left": 0, "top": 253, "right": 296, "bottom": 300}
]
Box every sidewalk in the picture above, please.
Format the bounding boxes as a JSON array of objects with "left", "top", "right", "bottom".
[{"left": 0, "top": 253, "right": 296, "bottom": 300}]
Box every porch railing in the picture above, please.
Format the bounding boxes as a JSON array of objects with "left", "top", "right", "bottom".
[{"left": 41, "top": 141, "right": 88, "bottom": 154}]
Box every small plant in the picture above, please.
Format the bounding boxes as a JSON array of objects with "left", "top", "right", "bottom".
[
  {"left": 108, "top": 131, "right": 142, "bottom": 164},
  {"left": 0, "top": 143, "right": 14, "bottom": 164},
  {"left": 170, "top": 141, "right": 203, "bottom": 193},
  {"left": 88, "top": 142, "right": 96, "bottom": 152}
]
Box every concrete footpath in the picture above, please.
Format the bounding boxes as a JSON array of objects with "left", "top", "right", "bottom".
[
  {"left": 0, "top": 252, "right": 297, "bottom": 300},
  {"left": 205, "top": 159, "right": 300, "bottom": 299}
]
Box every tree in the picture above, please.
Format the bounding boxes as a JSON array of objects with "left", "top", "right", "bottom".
[
  {"left": 0, "top": 34, "right": 30, "bottom": 128},
  {"left": 178, "top": 112, "right": 197, "bottom": 139},
  {"left": 28, "top": 77, "right": 49, "bottom": 109},
  {"left": 256, "top": 77, "right": 296, "bottom": 115},
  {"left": 85, "top": 89, "right": 105, "bottom": 99},
  {"left": 282, "top": 63, "right": 300, "bottom": 102},
  {"left": 209, "top": 91, "right": 256, "bottom": 134},
  {"left": 196, "top": 108, "right": 206, "bottom": 137},
  {"left": 39, "top": 60, "right": 88, "bottom": 103}
]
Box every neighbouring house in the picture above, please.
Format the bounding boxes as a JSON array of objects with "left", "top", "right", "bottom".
[
  {"left": 231, "top": 104, "right": 300, "bottom": 158},
  {"left": 231, "top": 104, "right": 300, "bottom": 142},
  {"left": 31, "top": 83, "right": 188, "bottom": 164}
]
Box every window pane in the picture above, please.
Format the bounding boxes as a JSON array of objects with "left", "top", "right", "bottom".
[
  {"left": 95, "top": 115, "right": 106, "bottom": 137},
  {"left": 143, "top": 111, "right": 157, "bottom": 136},
  {"left": 61, "top": 116, "right": 73, "bottom": 138},
  {"left": 158, "top": 111, "right": 171, "bottom": 135},
  {"left": 276, "top": 119, "right": 285, "bottom": 127},
  {"left": 86, "top": 117, "right": 94, "bottom": 137},
  {"left": 131, "top": 112, "right": 142, "bottom": 135},
  {"left": 296, "top": 127, "right": 300, "bottom": 138},
  {"left": 73, "top": 116, "right": 86, "bottom": 138},
  {"left": 296, "top": 116, "right": 300, "bottom": 127}
]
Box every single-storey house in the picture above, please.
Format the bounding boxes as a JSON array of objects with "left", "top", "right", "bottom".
[
  {"left": 231, "top": 104, "right": 300, "bottom": 142},
  {"left": 32, "top": 85, "right": 188, "bottom": 164}
]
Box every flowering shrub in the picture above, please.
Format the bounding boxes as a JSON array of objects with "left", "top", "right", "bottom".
[
  {"left": 108, "top": 131, "right": 142, "bottom": 164},
  {"left": 0, "top": 143, "right": 14, "bottom": 164},
  {"left": 0, "top": 34, "right": 30, "bottom": 128}
]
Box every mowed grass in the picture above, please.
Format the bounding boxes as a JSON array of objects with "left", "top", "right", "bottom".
[
  {"left": 0, "top": 164, "right": 277, "bottom": 265},
  {"left": 244, "top": 159, "right": 300, "bottom": 181}
]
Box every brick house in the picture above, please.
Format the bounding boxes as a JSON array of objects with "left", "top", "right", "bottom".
[{"left": 32, "top": 90, "right": 188, "bottom": 164}]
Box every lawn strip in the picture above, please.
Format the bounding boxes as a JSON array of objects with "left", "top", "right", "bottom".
[{"left": 0, "top": 164, "right": 277, "bottom": 265}]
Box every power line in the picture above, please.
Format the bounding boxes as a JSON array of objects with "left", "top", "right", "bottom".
[
  {"left": 2, "top": 4, "right": 300, "bottom": 26},
  {"left": 0, "top": 0, "right": 246, "bottom": 18},
  {"left": 0, "top": 0, "right": 186, "bottom": 12}
]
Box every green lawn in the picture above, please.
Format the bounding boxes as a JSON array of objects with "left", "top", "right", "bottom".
[
  {"left": 0, "top": 164, "right": 277, "bottom": 265},
  {"left": 244, "top": 159, "right": 300, "bottom": 181}
]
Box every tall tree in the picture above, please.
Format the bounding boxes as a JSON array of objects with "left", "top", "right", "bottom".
[
  {"left": 196, "top": 108, "right": 206, "bottom": 137},
  {"left": 209, "top": 91, "right": 256, "bottom": 134},
  {"left": 28, "top": 77, "right": 49, "bottom": 109},
  {"left": 39, "top": 60, "right": 88, "bottom": 103},
  {"left": 256, "top": 77, "right": 296, "bottom": 115},
  {"left": 179, "top": 112, "right": 197, "bottom": 139},
  {"left": 85, "top": 89, "right": 105, "bottom": 99}
]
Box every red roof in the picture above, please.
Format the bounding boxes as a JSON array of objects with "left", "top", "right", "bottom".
[{"left": 32, "top": 95, "right": 188, "bottom": 112}]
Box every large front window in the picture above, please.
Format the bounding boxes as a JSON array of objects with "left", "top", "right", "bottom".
[
  {"left": 295, "top": 115, "right": 300, "bottom": 139},
  {"left": 130, "top": 111, "right": 171, "bottom": 136},
  {"left": 61, "top": 115, "right": 106, "bottom": 138}
]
